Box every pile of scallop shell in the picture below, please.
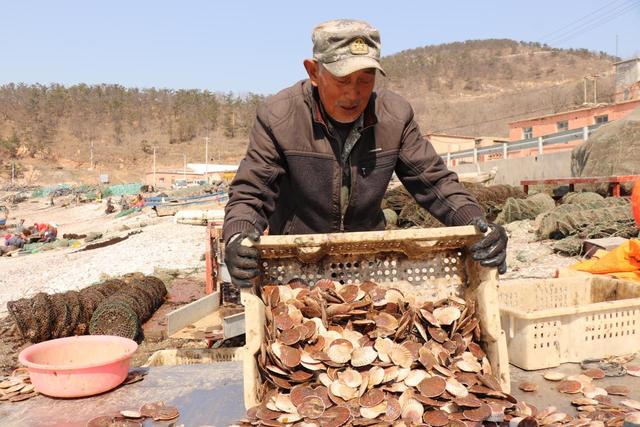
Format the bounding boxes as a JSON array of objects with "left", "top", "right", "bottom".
[
  {"left": 241, "top": 279, "right": 525, "bottom": 426},
  {"left": 0, "top": 369, "right": 37, "bottom": 403},
  {"left": 517, "top": 369, "right": 640, "bottom": 426}
]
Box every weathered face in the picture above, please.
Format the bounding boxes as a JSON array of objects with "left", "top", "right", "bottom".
[{"left": 304, "top": 60, "right": 376, "bottom": 123}]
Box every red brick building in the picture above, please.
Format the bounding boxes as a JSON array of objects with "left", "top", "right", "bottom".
[{"left": 506, "top": 57, "right": 640, "bottom": 158}]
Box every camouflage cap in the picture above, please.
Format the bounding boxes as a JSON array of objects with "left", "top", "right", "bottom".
[{"left": 312, "top": 19, "right": 385, "bottom": 77}]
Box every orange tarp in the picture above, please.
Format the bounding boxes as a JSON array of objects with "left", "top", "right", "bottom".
[{"left": 571, "top": 239, "right": 640, "bottom": 282}]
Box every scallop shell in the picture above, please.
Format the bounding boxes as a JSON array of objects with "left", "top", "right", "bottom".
[
  {"left": 383, "top": 382, "right": 409, "bottom": 393},
  {"left": 566, "top": 374, "right": 592, "bottom": 386},
  {"left": 120, "top": 411, "right": 142, "bottom": 419},
  {"left": 338, "top": 369, "right": 362, "bottom": 389},
  {"left": 329, "top": 380, "right": 358, "bottom": 401},
  {"left": 400, "top": 398, "right": 424, "bottom": 424},
  {"left": 621, "top": 399, "right": 640, "bottom": 411},
  {"left": 433, "top": 306, "right": 461, "bottom": 325},
  {"left": 455, "top": 359, "right": 481, "bottom": 373},
  {"left": 518, "top": 382, "right": 537, "bottom": 392},
  {"left": 383, "top": 397, "right": 402, "bottom": 422},
  {"left": 541, "top": 412, "right": 567, "bottom": 425},
  {"left": 374, "top": 337, "right": 394, "bottom": 363},
  {"left": 543, "top": 371, "right": 565, "bottom": 381},
  {"left": 581, "top": 368, "right": 605, "bottom": 379},
  {"left": 301, "top": 361, "right": 324, "bottom": 371},
  {"left": 360, "top": 401, "right": 387, "bottom": 419},
  {"left": 605, "top": 384, "right": 630, "bottom": 396},
  {"left": 275, "top": 393, "right": 298, "bottom": 414},
  {"left": 626, "top": 364, "right": 640, "bottom": 377},
  {"left": 351, "top": 346, "right": 378, "bottom": 367},
  {"left": 395, "top": 367, "right": 411, "bottom": 382},
  {"left": 297, "top": 396, "right": 325, "bottom": 420},
  {"left": 582, "top": 385, "right": 608, "bottom": 399},
  {"left": 318, "top": 373, "right": 332, "bottom": 388},
  {"left": 445, "top": 378, "right": 469, "bottom": 398},
  {"left": 404, "top": 370, "right": 429, "bottom": 387},
  {"left": 342, "top": 329, "right": 363, "bottom": 347},
  {"left": 360, "top": 388, "right": 385, "bottom": 408},
  {"left": 327, "top": 341, "right": 353, "bottom": 364},
  {"left": 382, "top": 366, "right": 399, "bottom": 383},
  {"left": 375, "top": 312, "right": 399, "bottom": 330},
  {"left": 390, "top": 345, "right": 413, "bottom": 369},
  {"left": 368, "top": 366, "right": 385, "bottom": 387},
  {"left": 384, "top": 289, "right": 405, "bottom": 304},
  {"left": 423, "top": 409, "right": 450, "bottom": 426},
  {"left": 277, "top": 412, "right": 302, "bottom": 424},
  {"left": 417, "top": 376, "right": 446, "bottom": 398}
]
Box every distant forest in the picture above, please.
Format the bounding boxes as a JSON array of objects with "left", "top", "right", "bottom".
[
  {"left": 0, "top": 39, "right": 619, "bottom": 171},
  {"left": 0, "top": 84, "right": 263, "bottom": 159}
]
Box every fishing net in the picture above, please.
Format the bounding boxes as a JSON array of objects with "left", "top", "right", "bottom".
[
  {"left": 571, "top": 107, "right": 640, "bottom": 178},
  {"left": 6, "top": 278, "right": 127, "bottom": 343},
  {"left": 63, "top": 291, "right": 82, "bottom": 337},
  {"left": 384, "top": 183, "right": 526, "bottom": 228},
  {"left": 537, "top": 198, "right": 629, "bottom": 239},
  {"left": 49, "top": 293, "right": 70, "bottom": 339},
  {"left": 88, "top": 301, "right": 140, "bottom": 340},
  {"left": 561, "top": 192, "right": 604, "bottom": 205},
  {"left": 536, "top": 202, "right": 633, "bottom": 240},
  {"left": 89, "top": 275, "right": 167, "bottom": 342},
  {"left": 222, "top": 282, "right": 241, "bottom": 305},
  {"left": 552, "top": 220, "right": 639, "bottom": 255},
  {"left": 494, "top": 193, "right": 556, "bottom": 224}
]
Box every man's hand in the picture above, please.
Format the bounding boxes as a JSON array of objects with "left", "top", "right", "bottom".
[
  {"left": 225, "top": 230, "right": 261, "bottom": 288},
  {"left": 469, "top": 217, "right": 508, "bottom": 274}
]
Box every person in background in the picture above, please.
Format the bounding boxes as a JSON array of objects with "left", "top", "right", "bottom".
[
  {"left": 105, "top": 197, "right": 116, "bottom": 214},
  {"left": 39, "top": 223, "right": 57, "bottom": 243},
  {"left": 0, "top": 229, "right": 30, "bottom": 255}
]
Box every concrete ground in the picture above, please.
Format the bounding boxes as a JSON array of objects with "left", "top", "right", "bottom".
[{"left": 4, "top": 360, "right": 638, "bottom": 426}]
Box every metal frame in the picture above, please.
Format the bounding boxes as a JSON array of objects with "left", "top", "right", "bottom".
[{"left": 521, "top": 175, "right": 640, "bottom": 196}]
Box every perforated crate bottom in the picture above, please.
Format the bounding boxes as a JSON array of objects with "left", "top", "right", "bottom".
[{"left": 261, "top": 249, "right": 467, "bottom": 301}]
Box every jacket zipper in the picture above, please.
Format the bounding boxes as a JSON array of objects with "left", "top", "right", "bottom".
[{"left": 340, "top": 157, "right": 352, "bottom": 232}]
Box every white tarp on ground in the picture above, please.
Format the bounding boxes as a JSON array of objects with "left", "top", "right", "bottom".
[{"left": 187, "top": 164, "right": 238, "bottom": 174}]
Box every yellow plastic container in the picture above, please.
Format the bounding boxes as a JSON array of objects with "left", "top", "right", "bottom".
[{"left": 499, "top": 276, "right": 640, "bottom": 370}]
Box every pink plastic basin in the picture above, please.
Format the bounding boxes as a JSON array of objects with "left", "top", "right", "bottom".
[{"left": 18, "top": 335, "right": 138, "bottom": 398}]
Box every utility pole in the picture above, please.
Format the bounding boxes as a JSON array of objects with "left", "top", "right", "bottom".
[
  {"left": 11, "top": 162, "right": 15, "bottom": 184},
  {"left": 183, "top": 154, "right": 187, "bottom": 181},
  {"left": 153, "top": 146, "right": 157, "bottom": 189},
  {"left": 615, "top": 34, "right": 619, "bottom": 58},
  {"left": 583, "top": 77, "right": 587, "bottom": 104},
  {"left": 593, "top": 75, "right": 598, "bottom": 104},
  {"left": 90, "top": 140, "right": 94, "bottom": 170},
  {"left": 204, "top": 136, "right": 209, "bottom": 183}
]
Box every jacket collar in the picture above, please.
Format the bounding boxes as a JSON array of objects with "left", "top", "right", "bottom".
[{"left": 302, "top": 79, "right": 378, "bottom": 129}]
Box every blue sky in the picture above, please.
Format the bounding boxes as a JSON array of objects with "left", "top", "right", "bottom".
[{"left": 1, "top": 0, "right": 639, "bottom": 94}]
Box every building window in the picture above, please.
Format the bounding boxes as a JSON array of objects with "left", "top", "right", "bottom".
[
  {"left": 159, "top": 177, "right": 165, "bottom": 182},
  {"left": 522, "top": 127, "right": 533, "bottom": 139},
  {"left": 594, "top": 115, "right": 608, "bottom": 124},
  {"left": 556, "top": 121, "right": 568, "bottom": 132}
]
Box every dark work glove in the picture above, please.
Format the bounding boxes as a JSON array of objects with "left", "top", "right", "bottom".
[
  {"left": 225, "top": 229, "right": 260, "bottom": 288},
  {"left": 469, "top": 217, "right": 508, "bottom": 274}
]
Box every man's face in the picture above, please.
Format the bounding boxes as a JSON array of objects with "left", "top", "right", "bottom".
[{"left": 304, "top": 60, "right": 376, "bottom": 123}]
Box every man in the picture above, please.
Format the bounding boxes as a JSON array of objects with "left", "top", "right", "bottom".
[{"left": 223, "top": 19, "right": 508, "bottom": 288}]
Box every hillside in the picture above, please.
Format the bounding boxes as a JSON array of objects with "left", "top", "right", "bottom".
[
  {"left": 0, "top": 39, "right": 618, "bottom": 184},
  {"left": 379, "top": 39, "right": 617, "bottom": 136}
]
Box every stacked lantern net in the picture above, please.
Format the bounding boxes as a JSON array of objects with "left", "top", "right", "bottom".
[
  {"left": 242, "top": 279, "right": 521, "bottom": 426},
  {"left": 88, "top": 275, "right": 167, "bottom": 341},
  {"left": 7, "top": 279, "right": 127, "bottom": 343}
]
